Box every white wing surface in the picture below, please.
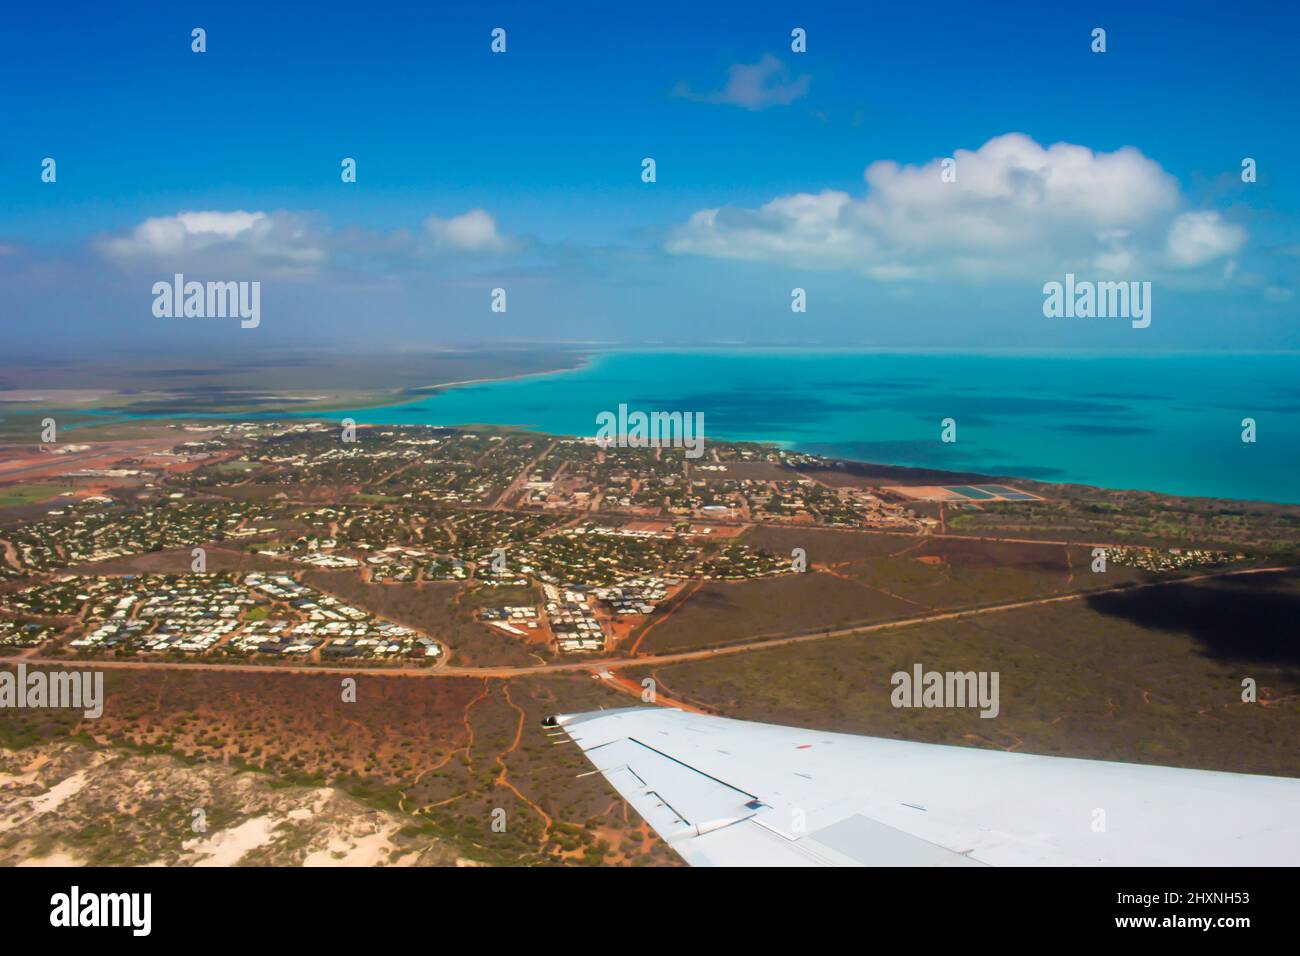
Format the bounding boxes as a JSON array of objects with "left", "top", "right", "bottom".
[{"left": 546, "top": 707, "right": 1300, "bottom": 867}]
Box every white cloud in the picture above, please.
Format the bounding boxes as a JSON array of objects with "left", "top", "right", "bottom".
[
  {"left": 670, "top": 191, "right": 861, "bottom": 263},
  {"left": 423, "top": 209, "right": 514, "bottom": 253},
  {"left": 1165, "top": 211, "right": 1246, "bottom": 268},
  {"left": 96, "top": 208, "right": 517, "bottom": 276},
  {"left": 675, "top": 54, "right": 810, "bottom": 111},
  {"left": 667, "top": 133, "right": 1246, "bottom": 280},
  {"left": 96, "top": 210, "right": 328, "bottom": 277}
]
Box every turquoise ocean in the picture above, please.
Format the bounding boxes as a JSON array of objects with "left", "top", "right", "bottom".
[{"left": 328, "top": 351, "right": 1300, "bottom": 504}]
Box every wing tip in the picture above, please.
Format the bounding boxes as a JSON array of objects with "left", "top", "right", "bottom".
[{"left": 543, "top": 706, "right": 675, "bottom": 731}]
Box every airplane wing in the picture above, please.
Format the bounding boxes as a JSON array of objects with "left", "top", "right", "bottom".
[{"left": 545, "top": 707, "right": 1300, "bottom": 866}]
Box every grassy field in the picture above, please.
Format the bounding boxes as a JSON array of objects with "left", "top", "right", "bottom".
[
  {"left": 631, "top": 525, "right": 1157, "bottom": 654},
  {"left": 633, "top": 572, "right": 917, "bottom": 653},
  {"left": 302, "top": 572, "right": 544, "bottom": 668},
  {"left": 0, "top": 484, "right": 75, "bottom": 507}
]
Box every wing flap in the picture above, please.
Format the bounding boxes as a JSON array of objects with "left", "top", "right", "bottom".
[{"left": 581, "top": 736, "right": 760, "bottom": 842}]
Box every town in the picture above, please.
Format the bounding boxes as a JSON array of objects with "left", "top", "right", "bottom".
[{"left": 0, "top": 420, "right": 1243, "bottom": 667}]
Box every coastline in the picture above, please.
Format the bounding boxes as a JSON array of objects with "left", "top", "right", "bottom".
[
  {"left": 329, "top": 349, "right": 1300, "bottom": 505},
  {"left": 21, "top": 348, "right": 1300, "bottom": 506},
  {"left": 406, "top": 352, "right": 593, "bottom": 397}
]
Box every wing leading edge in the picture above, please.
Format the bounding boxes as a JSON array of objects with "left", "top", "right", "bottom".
[{"left": 547, "top": 707, "right": 1300, "bottom": 867}]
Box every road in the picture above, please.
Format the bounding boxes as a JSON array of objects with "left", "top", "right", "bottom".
[
  {"left": 16, "top": 563, "right": 1294, "bottom": 679},
  {"left": 490, "top": 440, "right": 556, "bottom": 510}
]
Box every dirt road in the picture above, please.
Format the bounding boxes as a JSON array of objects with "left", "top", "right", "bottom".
[{"left": 16, "top": 564, "right": 1294, "bottom": 680}]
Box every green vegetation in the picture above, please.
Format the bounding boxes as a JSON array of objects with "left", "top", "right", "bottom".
[{"left": 0, "top": 483, "right": 76, "bottom": 506}]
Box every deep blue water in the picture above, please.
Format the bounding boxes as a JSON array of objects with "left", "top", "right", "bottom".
[{"left": 329, "top": 351, "right": 1300, "bottom": 504}]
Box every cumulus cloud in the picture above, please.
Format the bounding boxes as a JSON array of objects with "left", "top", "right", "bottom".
[
  {"left": 95, "top": 210, "right": 328, "bottom": 278},
  {"left": 674, "top": 54, "right": 810, "bottom": 110},
  {"left": 95, "top": 208, "right": 516, "bottom": 276},
  {"left": 667, "top": 133, "right": 1246, "bottom": 280},
  {"left": 422, "top": 208, "right": 514, "bottom": 253},
  {"left": 1165, "top": 211, "right": 1246, "bottom": 268}
]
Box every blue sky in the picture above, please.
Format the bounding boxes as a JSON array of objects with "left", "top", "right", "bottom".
[{"left": 2, "top": 0, "right": 1297, "bottom": 353}]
